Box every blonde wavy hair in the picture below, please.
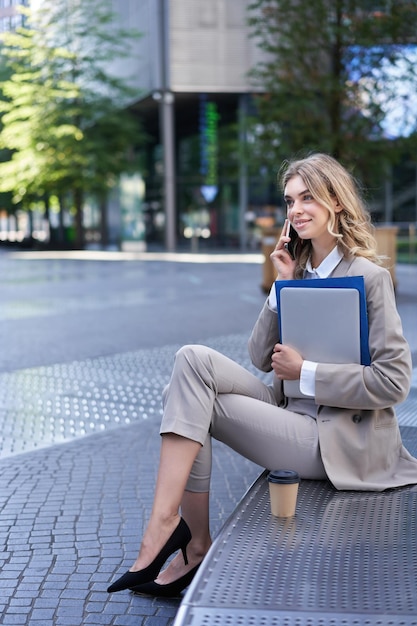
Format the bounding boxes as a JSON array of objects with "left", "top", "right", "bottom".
[{"left": 279, "top": 153, "right": 380, "bottom": 278}]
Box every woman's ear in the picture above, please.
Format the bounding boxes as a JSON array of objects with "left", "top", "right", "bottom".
[{"left": 334, "top": 199, "right": 343, "bottom": 213}]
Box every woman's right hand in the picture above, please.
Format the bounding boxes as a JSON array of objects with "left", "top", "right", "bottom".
[{"left": 270, "top": 219, "right": 296, "bottom": 280}]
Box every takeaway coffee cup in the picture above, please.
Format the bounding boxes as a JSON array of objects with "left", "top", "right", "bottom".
[{"left": 267, "top": 469, "right": 300, "bottom": 517}]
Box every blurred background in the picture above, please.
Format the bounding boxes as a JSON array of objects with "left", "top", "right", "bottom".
[{"left": 0, "top": 0, "right": 416, "bottom": 264}]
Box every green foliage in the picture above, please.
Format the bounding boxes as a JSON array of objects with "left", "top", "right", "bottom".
[
  {"left": 0, "top": 0, "right": 143, "bottom": 239},
  {"left": 247, "top": 0, "right": 417, "bottom": 185}
]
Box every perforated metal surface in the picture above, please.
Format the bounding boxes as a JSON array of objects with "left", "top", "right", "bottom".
[
  {"left": 176, "top": 425, "right": 417, "bottom": 626},
  {"left": 397, "top": 388, "right": 417, "bottom": 426},
  {"left": 0, "top": 333, "right": 271, "bottom": 458},
  {"left": 175, "top": 607, "right": 417, "bottom": 626},
  {"left": 1, "top": 340, "right": 415, "bottom": 459}
]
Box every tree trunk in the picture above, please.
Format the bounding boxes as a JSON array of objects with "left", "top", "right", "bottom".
[
  {"left": 58, "top": 194, "right": 65, "bottom": 245},
  {"left": 99, "top": 193, "right": 108, "bottom": 248},
  {"left": 43, "top": 194, "right": 50, "bottom": 228},
  {"left": 73, "top": 188, "right": 84, "bottom": 249},
  {"left": 330, "top": 0, "right": 343, "bottom": 158}
]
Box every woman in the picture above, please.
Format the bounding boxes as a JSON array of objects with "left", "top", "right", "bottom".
[{"left": 107, "top": 153, "right": 417, "bottom": 597}]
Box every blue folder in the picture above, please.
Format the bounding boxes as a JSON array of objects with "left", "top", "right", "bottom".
[{"left": 275, "top": 276, "right": 371, "bottom": 366}]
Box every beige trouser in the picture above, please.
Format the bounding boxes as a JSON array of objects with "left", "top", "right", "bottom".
[{"left": 160, "top": 344, "right": 327, "bottom": 492}]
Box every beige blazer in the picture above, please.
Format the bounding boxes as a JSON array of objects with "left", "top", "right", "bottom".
[{"left": 248, "top": 255, "right": 417, "bottom": 491}]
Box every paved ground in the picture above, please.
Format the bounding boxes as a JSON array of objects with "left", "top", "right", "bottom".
[{"left": 0, "top": 250, "right": 416, "bottom": 626}]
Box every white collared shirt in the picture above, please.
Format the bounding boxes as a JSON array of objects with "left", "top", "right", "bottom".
[
  {"left": 268, "top": 246, "right": 343, "bottom": 397},
  {"left": 304, "top": 245, "right": 343, "bottom": 279}
]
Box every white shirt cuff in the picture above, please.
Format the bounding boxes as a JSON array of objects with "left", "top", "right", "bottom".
[
  {"left": 268, "top": 283, "right": 277, "bottom": 311},
  {"left": 299, "top": 360, "right": 318, "bottom": 397}
]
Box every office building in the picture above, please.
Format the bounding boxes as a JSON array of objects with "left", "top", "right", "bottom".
[
  {"left": 110, "top": 0, "right": 268, "bottom": 251},
  {"left": 0, "top": 0, "right": 28, "bottom": 33}
]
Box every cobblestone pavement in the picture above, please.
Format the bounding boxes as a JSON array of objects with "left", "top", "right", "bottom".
[{"left": 0, "top": 251, "right": 416, "bottom": 626}]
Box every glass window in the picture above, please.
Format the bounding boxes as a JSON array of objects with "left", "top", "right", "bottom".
[
  {"left": 198, "top": 0, "right": 217, "bottom": 27},
  {"left": 226, "top": 0, "right": 245, "bottom": 28}
]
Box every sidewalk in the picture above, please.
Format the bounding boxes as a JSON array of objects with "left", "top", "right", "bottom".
[{"left": 0, "top": 254, "right": 415, "bottom": 626}]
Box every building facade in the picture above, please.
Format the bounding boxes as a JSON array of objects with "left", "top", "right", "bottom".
[
  {"left": 109, "top": 0, "right": 417, "bottom": 252},
  {"left": 0, "top": 0, "right": 28, "bottom": 33},
  {"left": 110, "top": 0, "right": 270, "bottom": 251}
]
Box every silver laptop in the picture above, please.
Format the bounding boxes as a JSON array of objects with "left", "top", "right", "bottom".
[{"left": 279, "top": 287, "right": 361, "bottom": 398}]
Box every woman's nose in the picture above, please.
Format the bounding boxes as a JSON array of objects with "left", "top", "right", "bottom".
[{"left": 289, "top": 202, "right": 302, "bottom": 216}]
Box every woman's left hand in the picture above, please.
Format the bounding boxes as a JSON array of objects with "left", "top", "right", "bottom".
[{"left": 271, "top": 344, "right": 303, "bottom": 380}]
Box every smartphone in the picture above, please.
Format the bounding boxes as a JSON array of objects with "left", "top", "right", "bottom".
[{"left": 284, "top": 223, "right": 298, "bottom": 260}]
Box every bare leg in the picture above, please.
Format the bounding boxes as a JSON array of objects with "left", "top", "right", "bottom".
[
  {"left": 130, "top": 433, "right": 201, "bottom": 572},
  {"left": 155, "top": 490, "right": 212, "bottom": 584}
]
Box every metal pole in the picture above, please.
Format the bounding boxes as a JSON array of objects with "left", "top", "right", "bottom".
[
  {"left": 238, "top": 94, "right": 248, "bottom": 251},
  {"left": 162, "top": 92, "right": 176, "bottom": 251},
  {"left": 158, "top": 0, "right": 176, "bottom": 251}
]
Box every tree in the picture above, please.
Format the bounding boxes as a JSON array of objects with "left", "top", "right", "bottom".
[
  {"left": 0, "top": 0, "right": 143, "bottom": 248},
  {"left": 247, "top": 0, "right": 417, "bottom": 188}
]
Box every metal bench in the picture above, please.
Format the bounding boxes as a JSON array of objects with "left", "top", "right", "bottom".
[{"left": 174, "top": 399, "right": 417, "bottom": 626}]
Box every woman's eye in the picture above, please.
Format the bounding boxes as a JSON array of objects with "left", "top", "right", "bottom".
[
  {"left": 303, "top": 194, "right": 313, "bottom": 201},
  {"left": 286, "top": 200, "right": 294, "bottom": 209}
]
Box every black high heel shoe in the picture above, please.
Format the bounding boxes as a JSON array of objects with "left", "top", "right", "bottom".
[
  {"left": 107, "top": 517, "right": 191, "bottom": 593},
  {"left": 130, "top": 563, "right": 201, "bottom": 597}
]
